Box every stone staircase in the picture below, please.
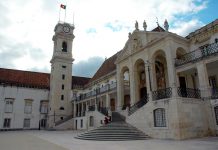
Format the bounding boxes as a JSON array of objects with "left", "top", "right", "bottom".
[{"left": 75, "top": 112, "right": 149, "bottom": 141}]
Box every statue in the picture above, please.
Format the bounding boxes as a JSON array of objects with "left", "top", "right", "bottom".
[
  {"left": 164, "top": 19, "right": 169, "bottom": 31},
  {"left": 135, "top": 20, "right": 139, "bottom": 30},
  {"left": 143, "top": 20, "right": 147, "bottom": 31},
  {"left": 128, "top": 32, "right": 131, "bottom": 38}
]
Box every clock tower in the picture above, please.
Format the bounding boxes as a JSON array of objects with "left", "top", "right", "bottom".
[{"left": 48, "top": 22, "right": 75, "bottom": 127}]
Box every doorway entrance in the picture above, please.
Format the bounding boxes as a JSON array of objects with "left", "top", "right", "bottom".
[
  {"left": 179, "top": 76, "right": 187, "bottom": 97},
  {"left": 110, "top": 99, "right": 115, "bottom": 111}
]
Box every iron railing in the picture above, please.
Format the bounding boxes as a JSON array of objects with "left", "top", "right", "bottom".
[
  {"left": 74, "top": 82, "right": 117, "bottom": 101},
  {"left": 175, "top": 42, "right": 218, "bottom": 67},
  {"left": 177, "top": 87, "right": 201, "bottom": 99},
  {"left": 128, "top": 95, "right": 149, "bottom": 116},
  {"left": 97, "top": 107, "right": 108, "bottom": 116},
  {"left": 152, "top": 87, "right": 172, "bottom": 100},
  {"left": 88, "top": 105, "right": 95, "bottom": 111}
]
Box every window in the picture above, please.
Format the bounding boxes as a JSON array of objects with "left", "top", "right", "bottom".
[
  {"left": 62, "top": 65, "right": 66, "bottom": 68},
  {"left": 40, "top": 101, "right": 48, "bottom": 114},
  {"left": 81, "top": 119, "right": 83, "bottom": 128},
  {"left": 3, "top": 118, "right": 11, "bottom": 128},
  {"left": 62, "top": 74, "right": 65, "bottom": 80},
  {"left": 40, "top": 119, "right": 47, "bottom": 128},
  {"left": 62, "top": 84, "right": 64, "bottom": 90},
  {"left": 23, "top": 118, "right": 30, "bottom": 128},
  {"left": 60, "top": 107, "right": 64, "bottom": 110},
  {"left": 215, "top": 38, "right": 218, "bottom": 43},
  {"left": 62, "top": 41, "right": 67, "bottom": 52},
  {"left": 5, "top": 98, "right": 14, "bottom": 113},
  {"left": 215, "top": 106, "right": 218, "bottom": 125},
  {"left": 61, "top": 95, "right": 64, "bottom": 100},
  {"left": 154, "top": 108, "right": 166, "bottom": 127},
  {"left": 60, "top": 117, "right": 63, "bottom": 120},
  {"left": 24, "top": 100, "right": 33, "bottom": 114}
]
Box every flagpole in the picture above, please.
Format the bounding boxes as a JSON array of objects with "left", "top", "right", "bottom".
[
  {"left": 64, "top": 9, "right": 66, "bottom": 23},
  {"left": 64, "top": 2, "right": 67, "bottom": 23},
  {"left": 73, "top": 12, "right": 74, "bottom": 25},
  {"left": 58, "top": 6, "right": 61, "bottom": 22}
]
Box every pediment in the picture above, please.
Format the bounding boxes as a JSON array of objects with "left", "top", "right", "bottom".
[{"left": 116, "top": 31, "right": 144, "bottom": 63}]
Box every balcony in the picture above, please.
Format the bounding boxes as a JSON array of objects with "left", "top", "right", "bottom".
[
  {"left": 175, "top": 42, "right": 218, "bottom": 67},
  {"left": 152, "top": 87, "right": 172, "bottom": 100},
  {"left": 74, "top": 82, "right": 117, "bottom": 101},
  {"left": 88, "top": 105, "right": 95, "bottom": 111},
  {"left": 177, "top": 87, "right": 201, "bottom": 99}
]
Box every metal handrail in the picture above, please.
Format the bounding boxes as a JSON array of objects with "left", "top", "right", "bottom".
[
  {"left": 75, "top": 82, "right": 117, "bottom": 101},
  {"left": 128, "top": 95, "right": 149, "bottom": 116},
  {"left": 175, "top": 42, "right": 218, "bottom": 67},
  {"left": 177, "top": 87, "right": 201, "bottom": 99},
  {"left": 152, "top": 87, "right": 172, "bottom": 100}
]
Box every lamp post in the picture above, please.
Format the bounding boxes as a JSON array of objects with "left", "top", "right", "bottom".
[{"left": 146, "top": 60, "right": 152, "bottom": 91}]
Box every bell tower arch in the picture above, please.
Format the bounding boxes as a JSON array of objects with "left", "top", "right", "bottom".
[{"left": 48, "top": 22, "right": 75, "bottom": 127}]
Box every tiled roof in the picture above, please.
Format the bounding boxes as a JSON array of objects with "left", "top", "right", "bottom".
[
  {"left": 186, "top": 19, "right": 218, "bottom": 39},
  {"left": 151, "top": 26, "right": 165, "bottom": 32},
  {"left": 88, "top": 51, "right": 120, "bottom": 83},
  {"left": 0, "top": 68, "right": 90, "bottom": 89},
  {"left": 72, "top": 76, "right": 90, "bottom": 88}
]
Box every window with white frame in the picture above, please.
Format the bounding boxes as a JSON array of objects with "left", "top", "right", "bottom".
[
  {"left": 154, "top": 108, "right": 166, "bottom": 127},
  {"left": 23, "top": 118, "right": 31, "bottom": 128},
  {"left": 40, "top": 101, "right": 48, "bottom": 114},
  {"left": 215, "top": 106, "right": 218, "bottom": 125},
  {"left": 24, "top": 100, "right": 33, "bottom": 114},
  {"left": 4, "top": 98, "right": 14, "bottom": 113},
  {"left": 3, "top": 118, "right": 11, "bottom": 128}
]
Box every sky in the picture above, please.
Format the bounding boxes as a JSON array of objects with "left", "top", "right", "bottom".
[{"left": 0, "top": 0, "right": 217, "bottom": 77}]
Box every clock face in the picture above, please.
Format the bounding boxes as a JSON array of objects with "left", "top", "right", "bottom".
[{"left": 63, "top": 26, "right": 70, "bottom": 33}]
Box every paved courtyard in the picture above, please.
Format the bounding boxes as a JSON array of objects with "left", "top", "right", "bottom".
[{"left": 0, "top": 130, "right": 218, "bottom": 150}]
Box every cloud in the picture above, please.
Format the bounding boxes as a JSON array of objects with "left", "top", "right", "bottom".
[
  {"left": 73, "top": 56, "right": 104, "bottom": 77},
  {"left": 0, "top": 34, "right": 49, "bottom": 71},
  {"left": 170, "top": 19, "right": 204, "bottom": 36},
  {"left": 0, "top": 0, "right": 211, "bottom": 75}
]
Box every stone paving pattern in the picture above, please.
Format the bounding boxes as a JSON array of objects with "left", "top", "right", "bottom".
[{"left": 0, "top": 131, "right": 218, "bottom": 150}]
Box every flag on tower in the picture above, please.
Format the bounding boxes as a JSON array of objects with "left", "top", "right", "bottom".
[{"left": 60, "top": 4, "right": 66, "bottom": 9}]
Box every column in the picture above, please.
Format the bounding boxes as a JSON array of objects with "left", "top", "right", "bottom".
[
  {"left": 197, "top": 62, "right": 215, "bottom": 133},
  {"left": 197, "top": 62, "right": 210, "bottom": 97},
  {"left": 116, "top": 66, "right": 123, "bottom": 110},
  {"left": 165, "top": 44, "right": 177, "bottom": 97},
  {"left": 145, "top": 64, "right": 152, "bottom": 101},
  {"left": 129, "top": 65, "right": 136, "bottom": 105},
  {"left": 73, "top": 101, "right": 76, "bottom": 117},
  {"left": 106, "top": 94, "right": 110, "bottom": 108}
]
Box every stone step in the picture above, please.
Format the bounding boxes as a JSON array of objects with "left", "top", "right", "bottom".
[
  {"left": 75, "top": 112, "right": 149, "bottom": 141},
  {"left": 75, "top": 136, "right": 149, "bottom": 141}
]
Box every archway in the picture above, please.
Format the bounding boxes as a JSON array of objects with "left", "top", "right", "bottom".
[
  {"left": 121, "top": 66, "right": 130, "bottom": 110},
  {"left": 176, "top": 47, "right": 186, "bottom": 59},
  {"left": 134, "top": 59, "right": 147, "bottom": 101},
  {"left": 153, "top": 50, "right": 169, "bottom": 90}
]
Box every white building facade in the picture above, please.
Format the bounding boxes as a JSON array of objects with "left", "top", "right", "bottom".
[{"left": 0, "top": 19, "right": 218, "bottom": 140}]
